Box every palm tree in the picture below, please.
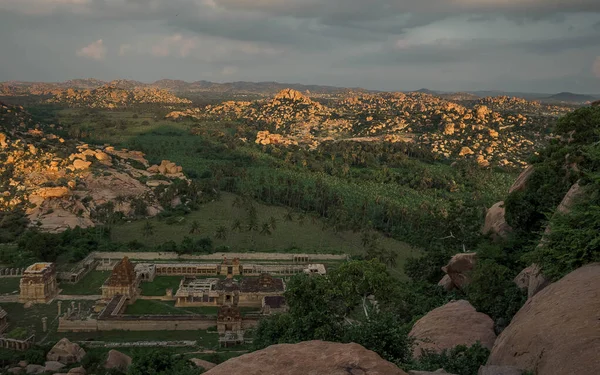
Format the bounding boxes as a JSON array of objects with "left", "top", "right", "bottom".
[
  {"left": 361, "top": 232, "right": 372, "bottom": 248},
  {"left": 232, "top": 196, "right": 243, "bottom": 208},
  {"left": 231, "top": 219, "right": 242, "bottom": 232},
  {"left": 143, "top": 221, "right": 155, "bottom": 238},
  {"left": 260, "top": 222, "right": 272, "bottom": 236},
  {"left": 283, "top": 211, "right": 294, "bottom": 223},
  {"left": 247, "top": 215, "right": 259, "bottom": 232},
  {"left": 189, "top": 220, "right": 201, "bottom": 235},
  {"left": 384, "top": 249, "right": 398, "bottom": 268},
  {"left": 215, "top": 225, "right": 228, "bottom": 240},
  {"left": 268, "top": 216, "right": 278, "bottom": 230}
]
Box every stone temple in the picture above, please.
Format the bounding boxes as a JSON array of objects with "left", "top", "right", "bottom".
[
  {"left": 19, "top": 263, "right": 58, "bottom": 304},
  {"left": 101, "top": 257, "right": 139, "bottom": 300}
]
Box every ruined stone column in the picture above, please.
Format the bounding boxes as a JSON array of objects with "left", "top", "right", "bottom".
[
  {"left": 78, "top": 302, "right": 81, "bottom": 314},
  {"left": 42, "top": 317, "right": 48, "bottom": 333},
  {"left": 57, "top": 301, "right": 62, "bottom": 316}
]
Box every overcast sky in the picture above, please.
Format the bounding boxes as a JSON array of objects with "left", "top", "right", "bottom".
[{"left": 1, "top": 0, "right": 599, "bottom": 93}]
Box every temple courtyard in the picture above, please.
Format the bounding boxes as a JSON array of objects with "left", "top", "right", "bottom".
[{"left": 0, "top": 251, "right": 343, "bottom": 356}]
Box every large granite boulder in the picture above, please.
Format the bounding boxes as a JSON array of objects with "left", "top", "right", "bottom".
[
  {"left": 478, "top": 365, "right": 523, "bottom": 375},
  {"left": 508, "top": 166, "right": 534, "bottom": 194},
  {"left": 104, "top": 349, "right": 132, "bottom": 371},
  {"left": 46, "top": 338, "right": 86, "bottom": 364},
  {"left": 487, "top": 263, "right": 600, "bottom": 374},
  {"left": 409, "top": 370, "right": 457, "bottom": 375},
  {"left": 44, "top": 361, "right": 65, "bottom": 372},
  {"left": 513, "top": 264, "right": 550, "bottom": 299},
  {"left": 25, "top": 364, "right": 45, "bottom": 374},
  {"left": 482, "top": 201, "right": 512, "bottom": 240},
  {"left": 409, "top": 300, "right": 496, "bottom": 358},
  {"left": 204, "top": 340, "right": 407, "bottom": 375},
  {"left": 440, "top": 253, "right": 477, "bottom": 290}
]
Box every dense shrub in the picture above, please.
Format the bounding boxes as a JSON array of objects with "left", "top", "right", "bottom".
[{"left": 408, "top": 343, "right": 490, "bottom": 375}]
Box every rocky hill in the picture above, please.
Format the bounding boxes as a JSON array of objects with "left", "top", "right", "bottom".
[
  {"left": 0, "top": 79, "right": 370, "bottom": 98},
  {"left": 169, "top": 89, "right": 575, "bottom": 168},
  {"left": 46, "top": 84, "right": 191, "bottom": 108},
  {"left": 0, "top": 101, "right": 190, "bottom": 232}
]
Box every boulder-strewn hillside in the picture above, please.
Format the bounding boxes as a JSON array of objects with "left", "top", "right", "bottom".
[
  {"left": 46, "top": 84, "right": 191, "bottom": 108},
  {"left": 168, "top": 89, "right": 574, "bottom": 168},
  {"left": 0, "top": 101, "right": 191, "bottom": 232},
  {"left": 1, "top": 79, "right": 370, "bottom": 98}
]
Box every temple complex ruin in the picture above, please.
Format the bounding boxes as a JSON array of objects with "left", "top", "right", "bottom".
[
  {"left": 174, "top": 273, "right": 285, "bottom": 308},
  {"left": 217, "top": 305, "right": 245, "bottom": 347},
  {"left": 101, "top": 257, "right": 139, "bottom": 300},
  {"left": 19, "top": 263, "right": 58, "bottom": 304}
]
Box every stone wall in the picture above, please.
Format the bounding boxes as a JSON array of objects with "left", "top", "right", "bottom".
[
  {"left": 58, "top": 316, "right": 259, "bottom": 332},
  {"left": 57, "top": 318, "right": 99, "bottom": 332},
  {"left": 0, "top": 335, "right": 35, "bottom": 351},
  {"left": 0, "top": 267, "right": 25, "bottom": 277},
  {"left": 93, "top": 251, "right": 348, "bottom": 262}
]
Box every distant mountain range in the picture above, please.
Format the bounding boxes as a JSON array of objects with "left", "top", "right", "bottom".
[
  {"left": 1, "top": 79, "right": 598, "bottom": 103},
  {"left": 410, "top": 89, "right": 600, "bottom": 104}
]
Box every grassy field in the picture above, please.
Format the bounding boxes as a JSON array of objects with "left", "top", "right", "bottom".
[
  {"left": 0, "top": 277, "right": 20, "bottom": 295},
  {"left": 140, "top": 276, "right": 182, "bottom": 296},
  {"left": 59, "top": 271, "right": 110, "bottom": 295},
  {"left": 2, "top": 300, "right": 96, "bottom": 343},
  {"left": 112, "top": 192, "right": 417, "bottom": 276}
]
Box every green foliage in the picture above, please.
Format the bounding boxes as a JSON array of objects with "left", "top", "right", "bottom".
[
  {"left": 465, "top": 259, "right": 526, "bottom": 325},
  {"left": 0, "top": 349, "right": 21, "bottom": 367},
  {"left": 404, "top": 247, "right": 452, "bottom": 284},
  {"left": 5, "top": 326, "right": 29, "bottom": 339},
  {"left": 132, "top": 198, "right": 149, "bottom": 217},
  {"left": 15, "top": 226, "right": 119, "bottom": 266},
  {"left": 127, "top": 348, "right": 199, "bottom": 375},
  {"left": 0, "top": 208, "right": 28, "bottom": 243},
  {"left": 528, "top": 187, "right": 600, "bottom": 280},
  {"left": 342, "top": 311, "right": 413, "bottom": 365},
  {"left": 254, "top": 260, "right": 418, "bottom": 364},
  {"left": 409, "top": 342, "right": 490, "bottom": 375},
  {"left": 503, "top": 106, "right": 600, "bottom": 280},
  {"left": 23, "top": 346, "right": 46, "bottom": 365}
]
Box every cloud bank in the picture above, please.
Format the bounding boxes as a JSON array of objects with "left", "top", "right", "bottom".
[{"left": 0, "top": 0, "right": 598, "bottom": 93}]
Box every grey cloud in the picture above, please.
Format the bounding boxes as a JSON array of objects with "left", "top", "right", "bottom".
[
  {"left": 518, "top": 34, "right": 600, "bottom": 54},
  {"left": 0, "top": 0, "right": 599, "bottom": 93}
]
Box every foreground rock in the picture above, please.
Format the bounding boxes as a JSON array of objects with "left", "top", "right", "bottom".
[
  {"left": 409, "top": 300, "right": 496, "bottom": 358},
  {"left": 25, "top": 364, "right": 45, "bottom": 374},
  {"left": 190, "top": 358, "right": 216, "bottom": 370},
  {"left": 482, "top": 201, "right": 512, "bottom": 240},
  {"left": 440, "top": 253, "right": 477, "bottom": 290},
  {"left": 409, "top": 370, "right": 457, "bottom": 375},
  {"left": 46, "top": 338, "right": 86, "bottom": 364},
  {"left": 487, "top": 263, "right": 600, "bottom": 374},
  {"left": 478, "top": 365, "right": 523, "bottom": 375},
  {"left": 204, "top": 340, "right": 407, "bottom": 375},
  {"left": 104, "top": 349, "right": 132, "bottom": 371},
  {"left": 44, "top": 361, "right": 65, "bottom": 372}
]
